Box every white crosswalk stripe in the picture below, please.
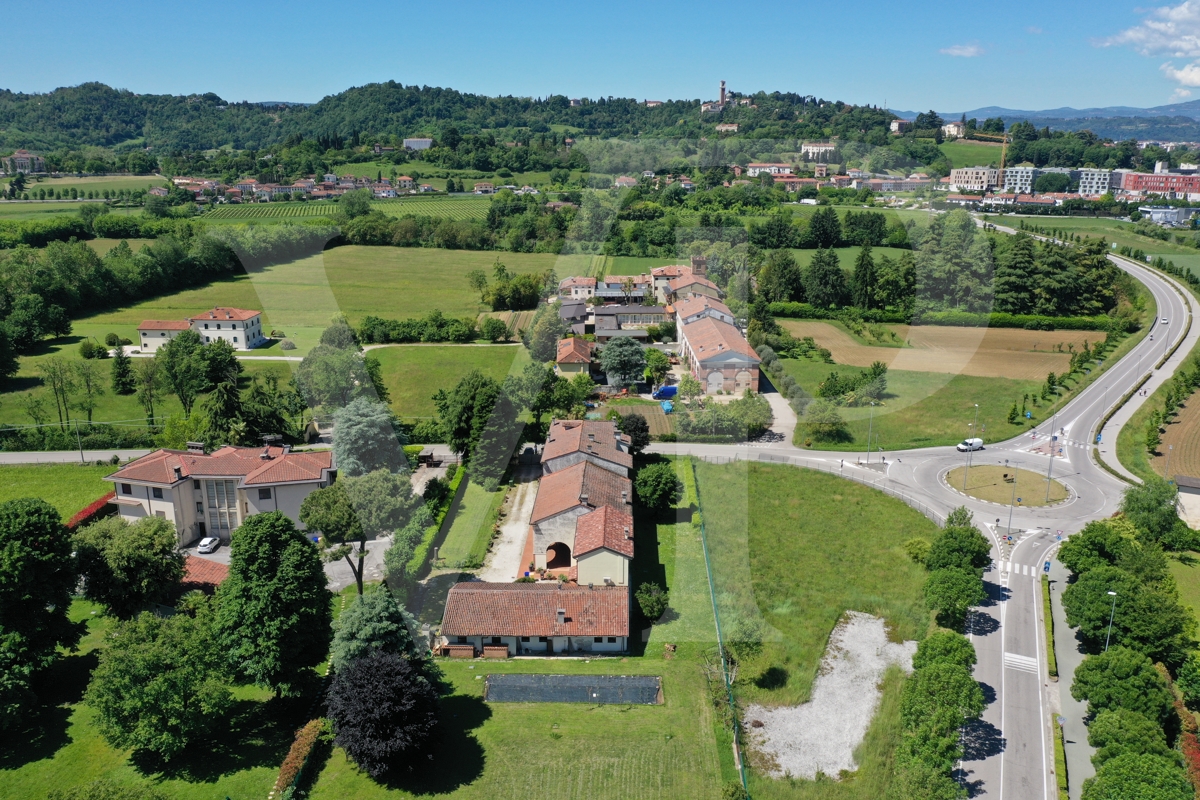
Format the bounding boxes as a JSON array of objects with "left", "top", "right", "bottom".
[
  {"left": 1022, "top": 564, "right": 1030, "bottom": 576},
  {"left": 1004, "top": 652, "right": 1039, "bottom": 674}
]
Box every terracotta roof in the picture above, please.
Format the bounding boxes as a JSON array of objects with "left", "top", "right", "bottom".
[
  {"left": 441, "top": 582, "right": 630, "bottom": 638},
  {"left": 530, "top": 460, "right": 631, "bottom": 524},
  {"left": 541, "top": 420, "right": 633, "bottom": 473},
  {"left": 681, "top": 316, "right": 760, "bottom": 363},
  {"left": 651, "top": 265, "right": 691, "bottom": 279},
  {"left": 181, "top": 555, "right": 229, "bottom": 590},
  {"left": 138, "top": 320, "right": 191, "bottom": 331},
  {"left": 107, "top": 446, "right": 332, "bottom": 487},
  {"left": 560, "top": 276, "right": 597, "bottom": 289},
  {"left": 668, "top": 275, "right": 720, "bottom": 293},
  {"left": 1177, "top": 475, "right": 1200, "bottom": 490},
  {"left": 188, "top": 307, "right": 261, "bottom": 322},
  {"left": 674, "top": 295, "right": 732, "bottom": 321},
  {"left": 556, "top": 337, "right": 593, "bottom": 364},
  {"left": 574, "top": 505, "right": 635, "bottom": 558}
]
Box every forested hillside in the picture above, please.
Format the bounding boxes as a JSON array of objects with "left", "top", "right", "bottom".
[{"left": 0, "top": 81, "right": 895, "bottom": 151}]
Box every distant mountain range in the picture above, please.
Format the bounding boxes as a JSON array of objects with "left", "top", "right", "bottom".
[{"left": 891, "top": 100, "right": 1200, "bottom": 141}]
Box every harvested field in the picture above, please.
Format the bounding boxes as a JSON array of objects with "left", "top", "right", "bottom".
[
  {"left": 606, "top": 402, "right": 675, "bottom": 436},
  {"left": 1151, "top": 395, "right": 1200, "bottom": 479},
  {"left": 477, "top": 310, "right": 535, "bottom": 337},
  {"left": 779, "top": 320, "right": 1103, "bottom": 380}
]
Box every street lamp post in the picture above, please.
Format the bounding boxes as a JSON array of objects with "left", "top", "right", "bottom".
[
  {"left": 867, "top": 403, "right": 879, "bottom": 463},
  {"left": 1166, "top": 445, "right": 1174, "bottom": 480},
  {"left": 963, "top": 404, "right": 979, "bottom": 491},
  {"left": 1006, "top": 458, "right": 1018, "bottom": 535},
  {"left": 1105, "top": 591, "right": 1118, "bottom": 652},
  {"left": 1044, "top": 410, "right": 1059, "bottom": 503}
]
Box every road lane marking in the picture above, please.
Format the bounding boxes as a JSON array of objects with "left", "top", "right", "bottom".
[{"left": 1004, "top": 652, "right": 1039, "bottom": 673}]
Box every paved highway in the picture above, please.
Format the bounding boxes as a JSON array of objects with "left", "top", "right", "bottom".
[{"left": 648, "top": 245, "right": 1198, "bottom": 799}]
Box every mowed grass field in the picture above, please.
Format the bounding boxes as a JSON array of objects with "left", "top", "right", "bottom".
[
  {"left": 694, "top": 461, "right": 934, "bottom": 798},
  {"left": 1169, "top": 556, "right": 1200, "bottom": 623},
  {"left": 946, "top": 465, "right": 1067, "bottom": 506},
  {"left": 368, "top": 344, "right": 529, "bottom": 420},
  {"left": 0, "top": 463, "right": 117, "bottom": 518},
  {"left": 202, "top": 196, "right": 492, "bottom": 222},
  {"left": 0, "top": 175, "right": 166, "bottom": 196},
  {"left": 780, "top": 320, "right": 1101, "bottom": 380},
  {"left": 939, "top": 140, "right": 1005, "bottom": 168}
]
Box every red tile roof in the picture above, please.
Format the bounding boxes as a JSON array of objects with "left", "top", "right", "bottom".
[
  {"left": 574, "top": 505, "right": 635, "bottom": 558},
  {"left": 651, "top": 264, "right": 691, "bottom": 279},
  {"left": 668, "top": 275, "right": 720, "bottom": 294},
  {"left": 530, "top": 460, "right": 631, "bottom": 524},
  {"left": 441, "top": 582, "right": 629, "bottom": 637},
  {"left": 556, "top": 337, "right": 593, "bottom": 364},
  {"left": 107, "top": 446, "right": 332, "bottom": 487},
  {"left": 559, "top": 276, "right": 597, "bottom": 289},
  {"left": 681, "top": 316, "right": 760, "bottom": 363},
  {"left": 138, "top": 320, "right": 191, "bottom": 331},
  {"left": 541, "top": 420, "right": 632, "bottom": 473},
  {"left": 674, "top": 295, "right": 732, "bottom": 321},
  {"left": 188, "top": 307, "right": 261, "bottom": 322},
  {"left": 182, "top": 555, "right": 229, "bottom": 591}
]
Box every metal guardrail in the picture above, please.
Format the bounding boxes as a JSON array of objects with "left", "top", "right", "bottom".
[{"left": 692, "top": 451, "right": 948, "bottom": 527}]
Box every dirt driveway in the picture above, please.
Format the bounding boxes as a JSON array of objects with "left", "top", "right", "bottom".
[
  {"left": 477, "top": 466, "right": 540, "bottom": 582},
  {"left": 780, "top": 321, "right": 1103, "bottom": 380}
]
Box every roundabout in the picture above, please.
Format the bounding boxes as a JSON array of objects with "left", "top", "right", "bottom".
[{"left": 944, "top": 464, "right": 1070, "bottom": 508}]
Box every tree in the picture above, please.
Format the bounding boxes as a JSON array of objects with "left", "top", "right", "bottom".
[
  {"left": 911, "top": 631, "right": 977, "bottom": 672},
  {"left": 600, "top": 337, "right": 646, "bottom": 389},
  {"left": 1087, "top": 708, "right": 1174, "bottom": 767},
  {"left": 1081, "top": 753, "right": 1192, "bottom": 800},
  {"left": 340, "top": 188, "right": 374, "bottom": 218},
  {"left": 301, "top": 482, "right": 365, "bottom": 592},
  {"left": 295, "top": 344, "right": 375, "bottom": 409},
  {"left": 924, "top": 568, "right": 986, "bottom": 630},
  {"left": 435, "top": 369, "right": 501, "bottom": 458},
  {"left": 643, "top": 347, "right": 671, "bottom": 386},
  {"left": 133, "top": 356, "right": 166, "bottom": 426},
  {"left": 110, "top": 344, "right": 135, "bottom": 394},
  {"left": 0, "top": 499, "right": 79, "bottom": 730},
  {"left": 198, "top": 379, "right": 243, "bottom": 445},
  {"left": 159, "top": 330, "right": 208, "bottom": 418},
  {"left": 72, "top": 359, "right": 105, "bottom": 423},
  {"left": 1061, "top": 566, "right": 1193, "bottom": 667},
  {"left": 1070, "top": 646, "right": 1175, "bottom": 729},
  {"left": 326, "top": 650, "right": 440, "bottom": 779},
  {"left": 804, "top": 399, "right": 847, "bottom": 442},
  {"left": 74, "top": 516, "right": 185, "bottom": 619},
  {"left": 807, "top": 206, "right": 842, "bottom": 248},
  {"left": 678, "top": 373, "right": 703, "bottom": 402},
  {"left": 330, "top": 588, "right": 425, "bottom": 673},
  {"left": 1121, "top": 477, "right": 1183, "bottom": 547},
  {"left": 1034, "top": 172, "right": 1072, "bottom": 194},
  {"left": 635, "top": 462, "right": 684, "bottom": 510},
  {"left": 758, "top": 250, "right": 804, "bottom": 303},
  {"left": 480, "top": 316, "right": 508, "bottom": 342},
  {"left": 466, "top": 381, "right": 524, "bottom": 490},
  {"left": 466, "top": 269, "right": 489, "bottom": 302},
  {"left": 85, "top": 604, "right": 232, "bottom": 762},
  {"left": 320, "top": 315, "right": 359, "bottom": 350},
  {"left": 804, "top": 248, "right": 849, "bottom": 309},
  {"left": 214, "top": 512, "right": 332, "bottom": 695},
  {"left": 618, "top": 413, "right": 651, "bottom": 455},
  {"left": 524, "top": 303, "right": 567, "bottom": 362},
  {"left": 851, "top": 244, "right": 876, "bottom": 309},
  {"left": 635, "top": 582, "right": 669, "bottom": 620},
  {"left": 900, "top": 660, "right": 985, "bottom": 728},
  {"left": 333, "top": 397, "right": 408, "bottom": 477},
  {"left": 1058, "top": 520, "right": 1136, "bottom": 575},
  {"left": 38, "top": 356, "right": 76, "bottom": 430},
  {"left": 201, "top": 338, "right": 241, "bottom": 386},
  {"left": 925, "top": 525, "right": 992, "bottom": 572},
  {"left": 343, "top": 469, "right": 424, "bottom": 570}
]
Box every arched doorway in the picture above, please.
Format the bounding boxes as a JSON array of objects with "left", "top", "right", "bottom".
[
  {"left": 735, "top": 370, "right": 752, "bottom": 393},
  {"left": 546, "top": 542, "right": 572, "bottom": 569},
  {"left": 706, "top": 371, "right": 724, "bottom": 394}
]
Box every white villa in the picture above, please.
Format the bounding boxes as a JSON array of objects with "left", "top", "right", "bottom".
[{"left": 138, "top": 306, "right": 267, "bottom": 352}]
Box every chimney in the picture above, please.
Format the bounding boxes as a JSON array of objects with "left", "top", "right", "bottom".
[
  {"left": 282, "top": 444, "right": 292, "bottom": 455},
  {"left": 579, "top": 492, "right": 589, "bottom": 506},
  {"left": 186, "top": 441, "right": 206, "bottom": 454},
  {"left": 588, "top": 432, "right": 595, "bottom": 441},
  {"left": 556, "top": 608, "right": 566, "bottom": 624},
  {"left": 624, "top": 526, "right": 631, "bottom": 539},
  {"left": 621, "top": 490, "right": 629, "bottom": 504},
  {"left": 720, "top": 80, "right": 726, "bottom": 105},
  {"left": 172, "top": 466, "right": 182, "bottom": 480}
]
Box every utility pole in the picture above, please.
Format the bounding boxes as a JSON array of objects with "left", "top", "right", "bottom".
[
  {"left": 1006, "top": 458, "right": 1018, "bottom": 535},
  {"left": 1166, "top": 445, "right": 1174, "bottom": 480},
  {"left": 1045, "top": 410, "right": 1058, "bottom": 503},
  {"left": 1105, "top": 591, "right": 1118, "bottom": 652},
  {"left": 865, "top": 402, "right": 875, "bottom": 464},
  {"left": 75, "top": 419, "right": 84, "bottom": 464},
  {"left": 963, "top": 403, "right": 979, "bottom": 491}
]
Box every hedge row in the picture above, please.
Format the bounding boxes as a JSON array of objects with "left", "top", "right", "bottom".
[
  {"left": 405, "top": 464, "right": 465, "bottom": 581},
  {"left": 767, "top": 301, "right": 1129, "bottom": 333},
  {"left": 274, "top": 718, "right": 324, "bottom": 793},
  {"left": 66, "top": 492, "right": 116, "bottom": 531}
]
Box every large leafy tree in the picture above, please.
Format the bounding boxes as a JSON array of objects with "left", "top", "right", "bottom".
[
  {"left": 806, "top": 206, "right": 842, "bottom": 249},
  {"left": 635, "top": 462, "right": 684, "bottom": 510},
  {"left": 214, "top": 512, "right": 332, "bottom": 695},
  {"left": 1087, "top": 708, "right": 1175, "bottom": 767},
  {"left": 1070, "top": 646, "right": 1176, "bottom": 729},
  {"left": 600, "top": 337, "right": 646, "bottom": 389},
  {"left": 295, "top": 345, "right": 375, "bottom": 409},
  {"left": 466, "top": 381, "right": 524, "bottom": 490},
  {"left": 1121, "top": 476, "right": 1187, "bottom": 548},
  {"left": 330, "top": 588, "right": 426, "bottom": 674},
  {"left": 159, "top": 329, "right": 209, "bottom": 418},
  {"left": 911, "top": 631, "right": 977, "bottom": 672},
  {"left": 617, "top": 413, "right": 651, "bottom": 456},
  {"left": 851, "top": 244, "right": 876, "bottom": 310},
  {"left": 757, "top": 249, "right": 803, "bottom": 303},
  {"left": 992, "top": 234, "right": 1038, "bottom": 315},
  {"left": 1058, "top": 519, "right": 1137, "bottom": 575},
  {"left": 74, "top": 516, "right": 186, "bottom": 619},
  {"left": 804, "top": 248, "right": 849, "bottom": 309},
  {"left": 924, "top": 568, "right": 986, "bottom": 631},
  {"left": 326, "top": 650, "right": 440, "bottom": 779},
  {"left": 1081, "top": 753, "right": 1192, "bottom": 800},
  {"left": 924, "top": 525, "right": 992, "bottom": 572},
  {"left": 435, "top": 369, "right": 500, "bottom": 458},
  {"left": 524, "top": 302, "right": 567, "bottom": 363},
  {"left": 85, "top": 602, "right": 232, "bottom": 761},
  {"left": 333, "top": 397, "right": 409, "bottom": 477},
  {"left": 0, "top": 498, "right": 79, "bottom": 730}
]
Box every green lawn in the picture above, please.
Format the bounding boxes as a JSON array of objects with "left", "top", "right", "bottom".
[
  {"left": 1170, "top": 556, "right": 1200, "bottom": 622},
  {"left": 435, "top": 480, "right": 507, "bottom": 569},
  {"left": 0, "top": 599, "right": 320, "bottom": 800},
  {"left": 0, "top": 463, "right": 117, "bottom": 518},
  {"left": 607, "top": 256, "right": 685, "bottom": 275},
  {"left": 1, "top": 175, "right": 167, "bottom": 196},
  {"left": 694, "top": 460, "right": 936, "bottom": 797},
  {"left": 369, "top": 344, "right": 528, "bottom": 420},
  {"left": 939, "top": 140, "right": 1006, "bottom": 168}
]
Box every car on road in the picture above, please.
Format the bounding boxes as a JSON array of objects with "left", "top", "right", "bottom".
[
  {"left": 197, "top": 537, "right": 220, "bottom": 554},
  {"left": 1163, "top": 317, "right": 1170, "bottom": 324},
  {"left": 956, "top": 437, "right": 984, "bottom": 452}
]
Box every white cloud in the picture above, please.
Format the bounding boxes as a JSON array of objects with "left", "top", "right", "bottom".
[
  {"left": 1163, "top": 59, "right": 1200, "bottom": 85},
  {"left": 939, "top": 44, "right": 984, "bottom": 57},
  {"left": 1106, "top": 1, "right": 1200, "bottom": 57},
  {"left": 1027, "top": 26, "right": 1043, "bottom": 34},
  {"left": 1172, "top": 87, "right": 1194, "bottom": 99}
]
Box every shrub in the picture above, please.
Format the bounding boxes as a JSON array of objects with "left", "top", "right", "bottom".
[
  {"left": 636, "top": 582, "right": 669, "bottom": 620},
  {"left": 274, "top": 718, "right": 325, "bottom": 793},
  {"left": 280, "top": 339, "right": 296, "bottom": 351},
  {"left": 635, "top": 463, "right": 684, "bottom": 509}
]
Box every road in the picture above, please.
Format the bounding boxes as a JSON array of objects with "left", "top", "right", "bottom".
[{"left": 648, "top": 248, "right": 1198, "bottom": 799}]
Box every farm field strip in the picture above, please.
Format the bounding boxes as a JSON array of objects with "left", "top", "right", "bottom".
[
  {"left": 202, "top": 197, "right": 491, "bottom": 221},
  {"left": 779, "top": 319, "right": 1101, "bottom": 380}
]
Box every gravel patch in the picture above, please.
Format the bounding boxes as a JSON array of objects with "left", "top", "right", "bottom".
[
  {"left": 476, "top": 467, "right": 539, "bottom": 582},
  {"left": 744, "top": 611, "right": 916, "bottom": 779}
]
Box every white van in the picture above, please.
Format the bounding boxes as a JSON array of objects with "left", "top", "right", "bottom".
[{"left": 956, "top": 438, "right": 984, "bottom": 452}]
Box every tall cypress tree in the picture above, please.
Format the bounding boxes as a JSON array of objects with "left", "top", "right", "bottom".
[
  {"left": 110, "top": 344, "right": 135, "bottom": 394},
  {"left": 852, "top": 244, "right": 876, "bottom": 310}
]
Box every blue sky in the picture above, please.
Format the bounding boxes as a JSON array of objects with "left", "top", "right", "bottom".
[{"left": 7, "top": 0, "right": 1197, "bottom": 111}]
